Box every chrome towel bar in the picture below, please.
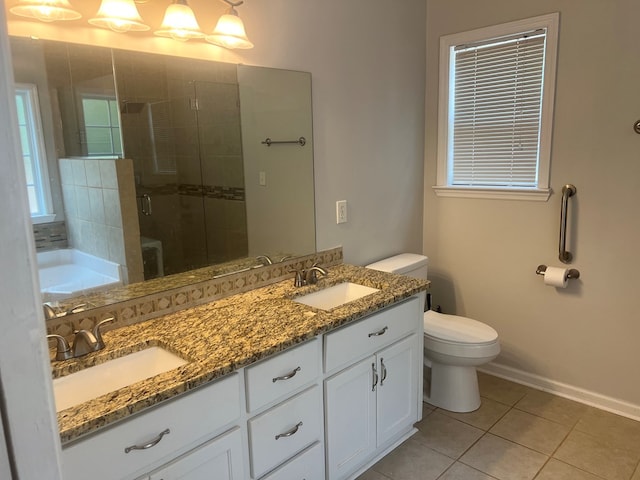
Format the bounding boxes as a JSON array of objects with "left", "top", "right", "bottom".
[
  {"left": 261, "top": 136, "right": 306, "bottom": 147},
  {"left": 559, "top": 184, "right": 576, "bottom": 264}
]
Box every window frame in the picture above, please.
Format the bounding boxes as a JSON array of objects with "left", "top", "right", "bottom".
[
  {"left": 14, "top": 83, "right": 56, "bottom": 223},
  {"left": 78, "top": 92, "right": 123, "bottom": 157},
  {"left": 434, "top": 13, "right": 559, "bottom": 201}
]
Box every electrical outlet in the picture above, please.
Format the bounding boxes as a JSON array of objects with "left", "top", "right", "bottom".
[
  {"left": 336, "top": 200, "right": 348, "bottom": 224},
  {"left": 259, "top": 171, "right": 266, "bottom": 186}
]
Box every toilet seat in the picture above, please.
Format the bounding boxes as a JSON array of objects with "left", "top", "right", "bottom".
[{"left": 424, "top": 310, "right": 498, "bottom": 345}]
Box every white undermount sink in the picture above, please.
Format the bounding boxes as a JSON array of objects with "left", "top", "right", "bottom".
[
  {"left": 52, "top": 346, "right": 188, "bottom": 412},
  {"left": 294, "top": 282, "right": 380, "bottom": 310}
]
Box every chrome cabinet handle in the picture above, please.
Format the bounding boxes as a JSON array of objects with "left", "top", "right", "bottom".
[
  {"left": 380, "top": 358, "right": 387, "bottom": 386},
  {"left": 368, "top": 326, "right": 388, "bottom": 338},
  {"left": 272, "top": 366, "right": 301, "bottom": 383},
  {"left": 124, "top": 429, "right": 170, "bottom": 453},
  {"left": 275, "top": 421, "right": 303, "bottom": 440},
  {"left": 372, "top": 362, "right": 378, "bottom": 391}
]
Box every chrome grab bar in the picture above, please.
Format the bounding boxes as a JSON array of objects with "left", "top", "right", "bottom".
[
  {"left": 559, "top": 184, "right": 576, "bottom": 264},
  {"left": 261, "top": 136, "right": 306, "bottom": 147}
]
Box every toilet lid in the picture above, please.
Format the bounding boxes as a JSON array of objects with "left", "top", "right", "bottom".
[{"left": 424, "top": 310, "right": 498, "bottom": 344}]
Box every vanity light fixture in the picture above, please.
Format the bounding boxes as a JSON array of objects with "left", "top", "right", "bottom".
[
  {"left": 89, "top": 0, "right": 150, "bottom": 33},
  {"left": 154, "top": 0, "right": 204, "bottom": 42},
  {"left": 206, "top": 0, "right": 253, "bottom": 49},
  {"left": 9, "top": 0, "right": 82, "bottom": 22}
]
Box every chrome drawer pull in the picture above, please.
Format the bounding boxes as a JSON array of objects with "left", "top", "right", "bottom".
[
  {"left": 272, "top": 366, "right": 301, "bottom": 383},
  {"left": 368, "top": 326, "right": 388, "bottom": 338},
  {"left": 124, "top": 429, "right": 170, "bottom": 453},
  {"left": 275, "top": 421, "right": 303, "bottom": 440}
]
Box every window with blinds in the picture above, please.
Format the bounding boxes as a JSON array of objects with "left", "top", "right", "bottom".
[{"left": 435, "top": 14, "right": 559, "bottom": 200}]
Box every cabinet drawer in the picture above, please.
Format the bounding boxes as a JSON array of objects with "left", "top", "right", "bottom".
[
  {"left": 245, "top": 338, "right": 320, "bottom": 413},
  {"left": 261, "top": 442, "right": 324, "bottom": 480},
  {"left": 248, "top": 386, "right": 322, "bottom": 479},
  {"left": 147, "top": 427, "right": 244, "bottom": 480},
  {"left": 62, "top": 374, "right": 241, "bottom": 480},
  {"left": 324, "top": 297, "right": 420, "bottom": 373}
]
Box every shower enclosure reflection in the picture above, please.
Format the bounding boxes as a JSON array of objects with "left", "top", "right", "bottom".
[
  {"left": 10, "top": 37, "right": 316, "bottom": 306},
  {"left": 114, "top": 50, "right": 249, "bottom": 279}
]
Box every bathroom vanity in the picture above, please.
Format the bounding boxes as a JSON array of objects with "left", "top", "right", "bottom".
[{"left": 53, "top": 264, "right": 427, "bottom": 480}]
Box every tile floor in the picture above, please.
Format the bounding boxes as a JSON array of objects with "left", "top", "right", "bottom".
[{"left": 358, "top": 372, "right": 640, "bottom": 480}]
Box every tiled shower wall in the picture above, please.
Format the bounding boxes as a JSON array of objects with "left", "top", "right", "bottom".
[{"left": 58, "top": 157, "right": 143, "bottom": 284}]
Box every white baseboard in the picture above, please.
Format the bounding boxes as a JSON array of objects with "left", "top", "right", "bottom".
[{"left": 479, "top": 362, "right": 640, "bottom": 422}]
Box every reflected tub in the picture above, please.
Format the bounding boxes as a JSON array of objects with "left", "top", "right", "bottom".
[{"left": 37, "top": 249, "right": 122, "bottom": 302}]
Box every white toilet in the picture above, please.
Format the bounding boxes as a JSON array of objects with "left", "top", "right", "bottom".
[{"left": 366, "top": 253, "right": 500, "bottom": 413}]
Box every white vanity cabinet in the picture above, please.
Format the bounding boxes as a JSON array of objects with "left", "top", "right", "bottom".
[
  {"left": 61, "top": 374, "right": 242, "bottom": 480},
  {"left": 59, "top": 294, "right": 423, "bottom": 480},
  {"left": 324, "top": 297, "right": 422, "bottom": 480},
  {"left": 244, "top": 338, "right": 324, "bottom": 479}
]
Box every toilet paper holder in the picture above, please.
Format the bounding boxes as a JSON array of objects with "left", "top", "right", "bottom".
[{"left": 536, "top": 265, "right": 580, "bottom": 280}]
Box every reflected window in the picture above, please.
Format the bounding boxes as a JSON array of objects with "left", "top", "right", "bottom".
[
  {"left": 81, "top": 96, "right": 123, "bottom": 156},
  {"left": 14, "top": 84, "right": 54, "bottom": 222}
]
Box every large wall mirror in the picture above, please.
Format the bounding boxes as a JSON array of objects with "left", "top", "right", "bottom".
[{"left": 10, "top": 36, "right": 316, "bottom": 317}]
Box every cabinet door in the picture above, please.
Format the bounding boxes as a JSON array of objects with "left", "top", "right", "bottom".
[
  {"left": 148, "top": 428, "right": 244, "bottom": 480},
  {"left": 376, "top": 335, "right": 418, "bottom": 446},
  {"left": 325, "top": 356, "right": 376, "bottom": 480}
]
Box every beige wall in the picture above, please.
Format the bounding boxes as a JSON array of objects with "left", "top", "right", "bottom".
[{"left": 424, "top": 0, "right": 640, "bottom": 415}]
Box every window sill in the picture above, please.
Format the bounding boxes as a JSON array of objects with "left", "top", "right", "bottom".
[
  {"left": 31, "top": 214, "right": 57, "bottom": 225},
  {"left": 432, "top": 186, "right": 551, "bottom": 202}
]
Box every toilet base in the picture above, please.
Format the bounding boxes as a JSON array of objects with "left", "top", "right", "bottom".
[{"left": 424, "top": 362, "right": 481, "bottom": 413}]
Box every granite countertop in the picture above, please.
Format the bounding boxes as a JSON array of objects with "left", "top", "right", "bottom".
[{"left": 54, "top": 264, "right": 428, "bottom": 444}]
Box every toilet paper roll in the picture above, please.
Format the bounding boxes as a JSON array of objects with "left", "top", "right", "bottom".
[{"left": 544, "top": 266, "right": 569, "bottom": 288}]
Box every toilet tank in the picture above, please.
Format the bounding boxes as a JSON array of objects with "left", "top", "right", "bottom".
[{"left": 365, "top": 253, "right": 428, "bottom": 280}]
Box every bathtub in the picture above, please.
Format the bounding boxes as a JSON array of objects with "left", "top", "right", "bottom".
[{"left": 37, "top": 249, "right": 122, "bottom": 302}]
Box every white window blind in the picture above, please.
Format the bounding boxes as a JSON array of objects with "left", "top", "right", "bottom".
[{"left": 450, "top": 30, "right": 546, "bottom": 188}]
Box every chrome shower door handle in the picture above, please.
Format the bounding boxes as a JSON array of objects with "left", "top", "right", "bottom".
[{"left": 141, "top": 193, "right": 152, "bottom": 216}]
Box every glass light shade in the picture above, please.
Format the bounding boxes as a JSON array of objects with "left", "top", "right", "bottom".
[
  {"left": 206, "top": 12, "right": 253, "bottom": 49},
  {"left": 154, "top": 2, "right": 204, "bottom": 41},
  {"left": 9, "top": 0, "right": 81, "bottom": 22},
  {"left": 88, "top": 0, "right": 150, "bottom": 33}
]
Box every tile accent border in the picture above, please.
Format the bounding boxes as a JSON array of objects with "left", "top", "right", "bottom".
[{"left": 46, "top": 246, "right": 343, "bottom": 338}]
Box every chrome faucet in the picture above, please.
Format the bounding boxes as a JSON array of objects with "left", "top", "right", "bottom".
[
  {"left": 47, "top": 334, "right": 72, "bottom": 361},
  {"left": 47, "top": 317, "right": 115, "bottom": 361},
  {"left": 305, "top": 264, "right": 328, "bottom": 285},
  {"left": 256, "top": 255, "right": 273, "bottom": 266},
  {"left": 292, "top": 264, "right": 328, "bottom": 287},
  {"left": 71, "top": 317, "right": 114, "bottom": 357},
  {"left": 43, "top": 303, "right": 58, "bottom": 320}
]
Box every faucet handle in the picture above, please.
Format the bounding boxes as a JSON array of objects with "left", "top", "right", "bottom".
[
  {"left": 47, "top": 334, "right": 72, "bottom": 361},
  {"left": 93, "top": 317, "right": 115, "bottom": 349}
]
